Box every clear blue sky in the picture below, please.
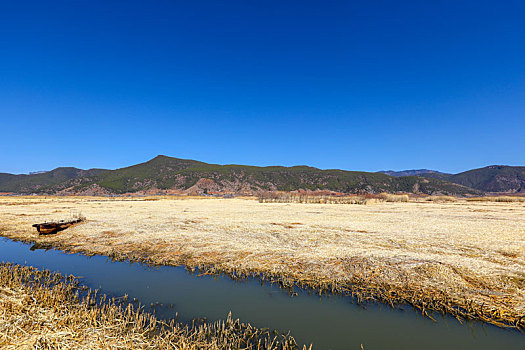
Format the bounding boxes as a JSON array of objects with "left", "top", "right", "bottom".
[{"left": 1, "top": 1, "right": 524, "bottom": 174}]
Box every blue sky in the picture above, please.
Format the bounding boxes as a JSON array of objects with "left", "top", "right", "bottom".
[{"left": 1, "top": 1, "right": 524, "bottom": 174}]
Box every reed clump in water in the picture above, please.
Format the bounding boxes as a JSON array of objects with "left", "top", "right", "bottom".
[
  {"left": 182, "top": 259, "right": 525, "bottom": 331},
  {"left": 0, "top": 262, "right": 304, "bottom": 349}
]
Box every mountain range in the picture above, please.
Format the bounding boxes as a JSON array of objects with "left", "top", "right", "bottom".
[
  {"left": 0, "top": 156, "right": 523, "bottom": 196},
  {"left": 379, "top": 169, "right": 450, "bottom": 178},
  {"left": 379, "top": 167, "right": 525, "bottom": 193}
]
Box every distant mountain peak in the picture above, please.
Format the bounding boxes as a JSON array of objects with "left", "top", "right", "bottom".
[
  {"left": 379, "top": 169, "right": 449, "bottom": 177},
  {"left": 152, "top": 154, "right": 170, "bottom": 160}
]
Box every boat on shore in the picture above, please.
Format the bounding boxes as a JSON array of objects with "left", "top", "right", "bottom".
[{"left": 32, "top": 218, "right": 84, "bottom": 235}]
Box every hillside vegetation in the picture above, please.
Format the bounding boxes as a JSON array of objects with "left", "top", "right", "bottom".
[
  {"left": 0, "top": 156, "right": 482, "bottom": 196},
  {"left": 422, "top": 165, "right": 525, "bottom": 193},
  {"left": 0, "top": 168, "right": 107, "bottom": 194}
]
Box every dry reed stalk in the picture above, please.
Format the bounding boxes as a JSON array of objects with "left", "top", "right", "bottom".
[
  {"left": 467, "top": 196, "right": 525, "bottom": 203},
  {"left": 377, "top": 193, "right": 410, "bottom": 202},
  {"left": 423, "top": 195, "right": 457, "bottom": 202},
  {"left": 258, "top": 192, "right": 377, "bottom": 205},
  {"left": 0, "top": 262, "right": 303, "bottom": 349}
]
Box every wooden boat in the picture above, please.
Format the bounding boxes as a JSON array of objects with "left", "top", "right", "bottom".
[{"left": 32, "top": 218, "right": 83, "bottom": 235}]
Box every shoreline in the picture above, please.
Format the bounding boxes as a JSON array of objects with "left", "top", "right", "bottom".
[
  {"left": 3, "top": 233, "right": 524, "bottom": 331},
  {"left": 0, "top": 262, "right": 302, "bottom": 349},
  {"left": 1, "top": 197, "right": 524, "bottom": 331}
]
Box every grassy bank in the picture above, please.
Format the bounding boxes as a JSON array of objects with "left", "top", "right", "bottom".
[
  {"left": 0, "top": 196, "right": 524, "bottom": 330},
  {"left": 0, "top": 262, "right": 301, "bottom": 349}
]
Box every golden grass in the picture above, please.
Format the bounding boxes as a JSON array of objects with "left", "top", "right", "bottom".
[
  {"left": 0, "top": 262, "right": 302, "bottom": 349},
  {"left": 0, "top": 196, "right": 524, "bottom": 329},
  {"left": 377, "top": 193, "right": 410, "bottom": 202},
  {"left": 423, "top": 195, "right": 458, "bottom": 202},
  {"left": 467, "top": 196, "right": 525, "bottom": 203}
]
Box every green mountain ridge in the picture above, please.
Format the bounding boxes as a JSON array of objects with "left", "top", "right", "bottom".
[
  {"left": 0, "top": 168, "right": 108, "bottom": 194},
  {"left": 0, "top": 155, "right": 487, "bottom": 196}
]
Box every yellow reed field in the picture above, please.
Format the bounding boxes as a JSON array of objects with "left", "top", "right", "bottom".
[
  {"left": 467, "top": 196, "right": 525, "bottom": 203},
  {"left": 0, "top": 196, "right": 524, "bottom": 328}
]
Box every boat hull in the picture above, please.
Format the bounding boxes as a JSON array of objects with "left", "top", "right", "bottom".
[{"left": 32, "top": 219, "right": 83, "bottom": 235}]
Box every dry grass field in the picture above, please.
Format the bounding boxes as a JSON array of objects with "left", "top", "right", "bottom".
[{"left": 0, "top": 196, "right": 524, "bottom": 328}]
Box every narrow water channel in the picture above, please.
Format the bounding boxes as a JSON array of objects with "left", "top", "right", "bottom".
[{"left": 0, "top": 237, "right": 523, "bottom": 349}]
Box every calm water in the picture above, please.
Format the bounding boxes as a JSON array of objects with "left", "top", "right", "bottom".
[{"left": 0, "top": 237, "right": 523, "bottom": 349}]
